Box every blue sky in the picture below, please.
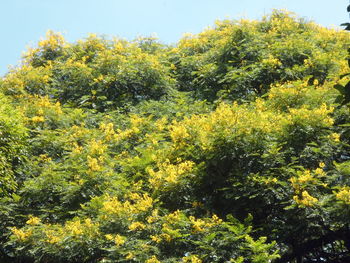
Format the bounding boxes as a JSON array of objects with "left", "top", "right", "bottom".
[{"left": 1, "top": 0, "right": 349, "bottom": 76}]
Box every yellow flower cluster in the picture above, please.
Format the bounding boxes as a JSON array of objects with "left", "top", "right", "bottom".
[
  {"left": 155, "top": 117, "right": 168, "bottom": 131},
  {"left": 26, "top": 216, "right": 41, "bottom": 225},
  {"left": 147, "top": 160, "right": 195, "bottom": 189},
  {"left": 71, "top": 142, "right": 83, "bottom": 154},
  {"left": 88, "top": 139, "right": 107, "bottom": 155},
  {"left": 130, "top": 114, "right": 148, "bottom": 128},
  {"left": 31, "top": 116, "right": 45, "bottom": 123},
  {"left": 13, "top": 217, "right": 100, "bottom": 246},
  {"left": 45, "top": 230, "right": 62, "bottom": 244},
  {"left": 93, "top": 74, "right": 104, "bottom": 83},
  {"left": 293, "top": 191, "right": 318, "bottom": 207},
  {"left": 101, "top": 193, "right": 154, "bottom": 217},
  {"left": 267, "top": 81, "right": 308, "bottom": 101},
  {"left": 126, "top": 252, "right": 134, "bottom": 260},
  {"left": 182, "top": 255, "right": 202, "bottom": 263},
  {"left": 291, "top": 166, "right": 326, "bottom": 188},
  {"left": 167, "top": 101, "right": 288, "bottom": 151},
  {"left": 150, "top": 234, "right": 163, "bottom": 243},
  {"left": 105, "top": 234, "right": 125, "bottom": 246},
  {"left": 12, "top": 227, "right": 32, "bottom": 241},
  {"left": 145, "top": 256, "right": 161, "bottom": 263},
  {"left": 128, "top": 221, "right": 146, "bottom": 231},
  {"left": 336, "top": 188, "right": 350, "bottom": 204},
  {"left": 64, "top": 218, "right": 99, "bottom": 237},
  {"left": 37, "top": 96, "right": 52, "bottom": 108},
  {"left": 87, "top": 156, "right": 101, "bottom": 171},
  {"left": 128, "top": 192, "right": 154, "bottom": 212},
  {"left": 65, "top": 220, "right": 83, "bottom": 236},
  {"left": 169, "top": 121, "right": 190, "bottom": 144},
  {"left": 146, "top": 209, "right": 160, "bottom": 224},
  {"left": 25, "top": 96, "right": 63, "bottom": 124},
  {"left": 189, "top": 216, "right": 207, "bottom": 232},
  {"left": 314, "top": 167, "right": 326, "bottom": 177},
  {"left": 329, "top": 133, "right": 340, "bottom": 143},
  {"left": 261, "top": 54, "right": 282, "bottom": 68},
  {"left": 114, "top": 41, "right": 125, "bottom": 52},
  {"left": 288, "top": 104, "right": 334, "bottom": 126},
  {"left": 100, "top": 122, "right": 115, "bottom": 141},
  {"left": 69, "top": 125, "right": 89, "bottom": 139},
  {"left": 114, "top": 127, "right": 140, "bottom": 142},
  {"left": 38, "top": 30, "right": 65, "bottom": 50},
  {"left": 189, "top": 214, "right": 222, "bottom": 233},
  {"left": 290, "top": 170, "right": 314, "bottom": 188},
  {"left": 269, "top": 14, "right": 298, "bottom": 34},
  {"left": 178, "top": 32, "right": 209, "bottom": 52}
]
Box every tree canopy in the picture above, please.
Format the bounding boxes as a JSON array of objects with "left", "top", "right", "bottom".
[{"left": 1, "top": 10, "right": 350, "bottom": 263}]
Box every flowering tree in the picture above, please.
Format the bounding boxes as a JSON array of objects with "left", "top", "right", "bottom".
[{"left": 1, "top": 10, "right": 350, "bottom": 263}]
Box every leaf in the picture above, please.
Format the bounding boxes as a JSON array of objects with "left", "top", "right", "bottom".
[
  {"left": 334, "top": 84, "right": 345, "bottom": 94},
  {"left": 333, "top": 83, "right": 350, "bottom": 105},
  {"left": 340, "top": 73, "right": 350, "bottom": 79},
  {"left": 204, "top": 232, "right": 217, "bottom": 242}
]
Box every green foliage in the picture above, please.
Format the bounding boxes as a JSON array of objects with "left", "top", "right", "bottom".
[
  {"left": 1, "top": 9, "right": 350, "bottom": 263},
  {"left": 170, "top": 10, "right": 348, "bottom": 102},
  {"left": 2, "top": 32, "right": 173, "bottom": 112},
  {"left": 0, "top": 93, "right": 27, "bottom": 197}
]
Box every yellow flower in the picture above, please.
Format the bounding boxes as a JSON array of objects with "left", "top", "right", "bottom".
[
  {"left": 47, "top": 235, "right": 61, "bottom": 244},
  {"left": 148, "top": 160, "right": 195, "bottom": 189},
  {"left": 330, "top": 133, "right": 340, "bottom": 143},
  {"left": 150, "top": 235, "right": 162, "bottom": 243},
  {"left": 170, "top": 123, "right": 190, "bottom": 143},
  {"left": 211, "top": 214, "right": 223, "bottom": 224},
  {"left": 93, "top": 75, "right": 104, "bottom": 83},
  {"left": 100, "top": 122, "right": 115, "bottom": 140},
  {"left": 45, "top": 230, "right": 61, "bottom": 244},
  {"left": 129, "top": 222, "right": 146, "bottom": 231},
  {"left": 84, "top": 218, "right": 94, "bottom": 228},
  {"left": 87, "top": 156, "right": 101, "bottom": 171},
  {"left": 294, "top": 191, "right": 318, "bottom": 207},
  {"left": 336, "top": 188, "right": 350, "bottom": 204},
  {"left": 31, "top": 116, "right": 45, "bottom": 123},
  {"left": 105, "top": 234, "right": 113, "bottom": 240},
  {"left": 160, "top": 233, "right": 172, "bottom": 242},
  {"left": 147, "top": 209, "right": 159, "bottom": 223},
  {"left": 114, "top": 234, "right": 125, "bottom": 246},
  {"left": 12, "top": 227, "right": 32, "bottom": 241},
  {"left": 298, "top": 170, "right": 313, "bottom": 183},
  {"left": 126, "top": 252, "right": 134, "bottom": 260},
  {"left": 66, "top": 220, "right": 83, "bottom": 236},
  {"left": 37, "top": 108, "right": 44, "bottom": 115},
  {"left": 26, "top": 216, "right": 41, "bottom": 225},
  {"left": 314, "top": 168, "right": 325, "bottom": 177},
  {"left": 146, "top": 256, "right": 161, "bottom": 263},
  {"left": 71, "top": 142, "right": 83, "bottom": 154},
  {"left": 182, "top": 255, "right": 202, "bottom": 263},
  {"left": 38, "top": 30, "right": 65, "bottom": 50},
  {"left": 189, "top": 216, "right": 206, "bottom": 232},
  {"left": 89, "top": 139, "right": 107, "bottom": 155}
]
